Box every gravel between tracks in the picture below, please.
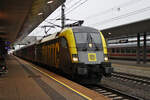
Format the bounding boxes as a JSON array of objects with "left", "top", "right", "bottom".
[{"left": 101, "top": 77, "right": 150, "bottom": 100}]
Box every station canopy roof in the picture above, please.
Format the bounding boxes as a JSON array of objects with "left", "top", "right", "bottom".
[
  {"left": 0, "top": 0, "right": 65, "bottom": 43},
  {"left": 102, "top": 19, "right": 150, "bottom": 39}
]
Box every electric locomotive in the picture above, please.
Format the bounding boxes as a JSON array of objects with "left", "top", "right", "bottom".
[{"left": 15, "top": 26, "right": 113, "bottom": 84}]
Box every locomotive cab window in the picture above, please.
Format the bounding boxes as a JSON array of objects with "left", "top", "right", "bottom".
[
  {"left": 74, "top": 33, "right": 101, "bottom": 44},
  {"left": 61, "top": 37, "right": 68, "bottom": 48},
  {"left": 74, "top": 32, "right": 102, "bottom": 51}
]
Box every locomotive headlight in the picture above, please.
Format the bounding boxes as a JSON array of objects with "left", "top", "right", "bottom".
[
  {"left": 104, "top": 57, "right": 108, "bottom": 61},
  {"left": 72, "top": 54, "right": 79, "bottom": 62},
  {"left": 73, "top": 57, "right": 78, "bottom": 62},
  {"left": 89, "top": 43, "right": 92, "bottom": 48}
]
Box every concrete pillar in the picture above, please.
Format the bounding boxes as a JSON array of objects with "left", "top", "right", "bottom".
[
  {"left": 137, "top": 33, "right": 140, "bottom": 64},
  {"left": 143, "top": 32, "right": 147, "bottom": 64}
]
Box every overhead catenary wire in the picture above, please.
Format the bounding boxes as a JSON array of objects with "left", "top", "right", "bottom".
[
  {"left": 47, "top": 0, "right": 83, "bottom": 23},
  {"left": 65, "top": 0, "right": 75, "bottom": 5},
  {"left": 65, "top": 0, "right": 88, "bottom": 15},
  {"left": 66, "top": 0, "right": 82, "bottom": 10},
  {"left": 44, "top": 20, "right": 61, "bottom": 28},
  {"left": 85, "top": 0, "right": 142, "bottom": 20},
  {"left": 48, "top": 0, "right": 137, "bottom": 29},
  {"left": 31, "top": 0, "right": 84, "bottom": 36},
  {"left": 45, "top": 0, "right": 87, "bottom": 31},
  {"left": 90, "top": 6, "right": 150, "bottom": 26}
]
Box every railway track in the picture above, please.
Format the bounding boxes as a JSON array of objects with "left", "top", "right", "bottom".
[
  {"left": 111, "top": 72, "right": 150, "bottom": 86},
  {"left": 84, "top": 72, "right": 150, "bottom": 100},
  {"left": 86, "top": 84, "right": 143, "bottom": 100}
]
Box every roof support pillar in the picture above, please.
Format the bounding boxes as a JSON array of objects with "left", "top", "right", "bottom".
[
  {"left": 136, "top": 33, "right": 140, "bottom": 64},
  {"left": 143, "top": 32, "right": 147, "bottom": 64}
]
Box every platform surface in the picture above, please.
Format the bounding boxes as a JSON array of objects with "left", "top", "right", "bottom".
[
  {"left": 111, "top": 60, "right": 150, "bottom": 78},
  {"left": 0, "top": 55, "right": 109, "bottom": 100}
]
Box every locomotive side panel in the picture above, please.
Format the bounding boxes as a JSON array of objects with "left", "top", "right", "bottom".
[
  {"left": 59, "top": 37, "right": 73, "bottom": 75},
  {"left": 36, "top": 39, "right": 60, "bottom": 69}
]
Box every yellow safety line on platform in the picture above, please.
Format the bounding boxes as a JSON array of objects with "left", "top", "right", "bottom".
[{"left": 30, "top": 65, "right": 92, "bottom": 100}]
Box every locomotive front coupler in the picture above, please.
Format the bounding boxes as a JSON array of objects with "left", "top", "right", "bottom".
[{"left": 77, "top": 63, "right": 88, "bottom": 75}]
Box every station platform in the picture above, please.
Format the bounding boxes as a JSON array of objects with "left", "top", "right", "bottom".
[
  {"left": 111, "top": 60, "right": 150, "bottom": 78},
  {"left": 0, "top": 55, "right": 109, "bottom": 100}
]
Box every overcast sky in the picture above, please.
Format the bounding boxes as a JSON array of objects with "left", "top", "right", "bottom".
[{"left": 29, "top": 0, "right": 150, "bottom": 36}]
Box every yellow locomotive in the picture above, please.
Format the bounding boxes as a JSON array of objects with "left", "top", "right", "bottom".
[{"left": 15, "top": 26, "right": 113, "bottom": 84}]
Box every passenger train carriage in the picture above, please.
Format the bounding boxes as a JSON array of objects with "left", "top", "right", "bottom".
[
  {"left": 108, "top": 42, "right": 150, "bottom": 60},
  {"left": 14, "top": 26, "right": 113, "bottom": 84}
]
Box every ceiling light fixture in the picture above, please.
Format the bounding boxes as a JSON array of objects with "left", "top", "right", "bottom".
[
  {"left": 47, "top": 0, "right": 53, "bottom": 4},
  {"left": 38, "top": 13, "right": 43, "bottom": 16}
]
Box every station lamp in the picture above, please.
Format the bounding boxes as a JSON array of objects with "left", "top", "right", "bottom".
[
  {"left": 38, "top": 13, "right": 43, "bottom": 16},
  {"left": 47, "top": 0, "right": 53, "bottom": 4}
]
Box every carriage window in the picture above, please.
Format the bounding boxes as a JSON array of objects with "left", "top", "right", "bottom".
[
  {"left": 132, "top": 49, "right": 136, "bottom": 53},
  {"left": 112, "top": 48, "right": 115, "bottom": 53},
  {"left": 126, "top": 48, "right": 131, "bottom": 53},
  {"left": 116, "top": 48, "right": 120, "bottom": 53},
  {"left": 140, "top": 50, "right": 143, "bottom": 53},
  {"left": 121, "top": 48, "right": 125, "bottom": 53},
  {"left": 61, "top": 38, "right": 67, "bottom": 48},
  {"left": 147, "top": 49, "right": 150, "bottom": 53}
]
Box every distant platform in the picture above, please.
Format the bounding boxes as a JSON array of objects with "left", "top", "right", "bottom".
[
  {"left": 111, "top": 60, "right": 150, "bottom": 78},
  {"left": 0, "top": 55, "right": 108, "bottom": 100}
]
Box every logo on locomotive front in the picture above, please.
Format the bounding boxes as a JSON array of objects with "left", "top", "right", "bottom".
[{"left": 88, "top": 53, "right": 97, "bottom": 61}]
